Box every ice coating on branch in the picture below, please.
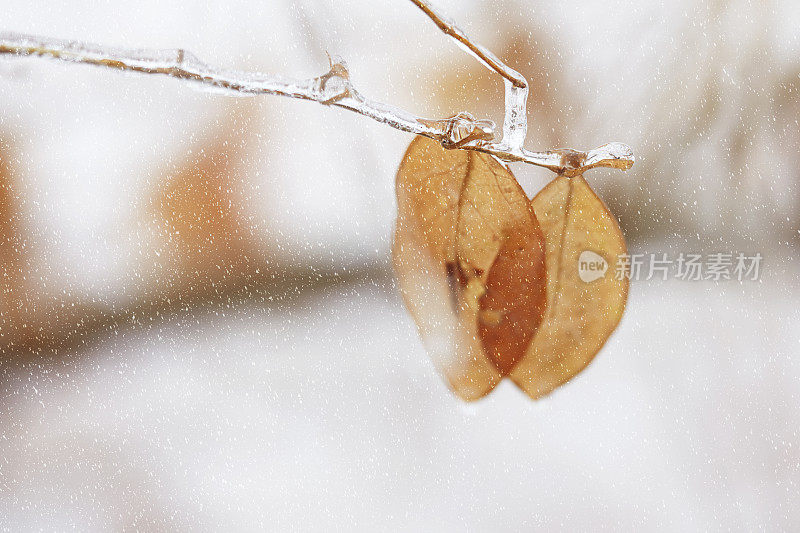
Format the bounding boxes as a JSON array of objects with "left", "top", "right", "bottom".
[
  {"left": 0, "top": 19, "right": 634, "bottom": 175},
  {"left": 501, "top": 80, "right": 528, "bottom": 152},
  {"left": 547, "top": 143, "right": 636, "bottom": 178},
  {"left": 420, "top": 113, "right": 495, "bottom": 148},
  {"left": 585, "top": 142, "right": 636, "bottom": 171}
]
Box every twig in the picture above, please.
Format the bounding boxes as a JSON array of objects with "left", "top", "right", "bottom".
[
  {"left": 0, "top": 1, "right": 634, "bottom": 176},
  {"left": 409, "top": 0, "right": 527, "bottom": 89}
]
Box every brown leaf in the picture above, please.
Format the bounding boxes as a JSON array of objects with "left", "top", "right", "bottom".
[
  {"left": 478, "top": 230, "right": 547, "bottom": 375},
  {"left": 393, "top": 136, "right": 547, "bottom": 400},
  {"left": 455, "top": 150, "right": 547, "bottom": 376},
  {"left": 510, "top": 174, "right": 629, "bottom": 399}
]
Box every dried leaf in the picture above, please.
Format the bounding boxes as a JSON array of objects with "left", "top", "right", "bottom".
[
  {"left": 510, "top": 174, "right": 629, "bottom": 399},
  {"left": 393, "top": 137, "right": 547, "bottom": 400},
  {"left": 455, "top": 151, "right": 547, "bottom": 376}
]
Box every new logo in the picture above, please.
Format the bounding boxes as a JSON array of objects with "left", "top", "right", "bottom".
[{"left": 578, "top": 251, "right": 608, "bottom": 283}]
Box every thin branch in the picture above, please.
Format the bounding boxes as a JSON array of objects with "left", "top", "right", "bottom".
[
  {"left": 0, "top": 1, "right": 634, "bottom": 176},
  {"left": 409, "top": 0, "right": 526, "bottom": 89}
]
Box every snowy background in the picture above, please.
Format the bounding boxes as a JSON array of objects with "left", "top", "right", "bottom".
[{"left": 1, "top": 0, "right": 800, "bottom": 530}]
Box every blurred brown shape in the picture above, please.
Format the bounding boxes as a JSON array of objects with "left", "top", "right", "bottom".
[
  {"left": 0, "top": 138, "right": 79, "bottom": 356},
  {"left": 0, "top": 104, "right": 267, "bottom": 359},
  {"left": 0, "top": 102, "right": 381, "bottom": 363},
  {"left": 0, "top": 136, "right": 29, "bottom": 343},
  {"left": 149, "top": 101, "right": 266, "bottom": 294}
]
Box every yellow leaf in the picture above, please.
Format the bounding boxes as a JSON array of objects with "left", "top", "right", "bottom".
[{"left": 510, "top": 174, "right": 629, "bottom": 399}]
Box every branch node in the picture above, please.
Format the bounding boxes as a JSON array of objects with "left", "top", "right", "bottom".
[
  {"left": 555, "top": 143, "right": 636, "bottom": 178},
  {"left": 421, "top": 112, "right": 495, "bottom": 149},
  {"left": 317, "top": 57, "right": 355, "bottom": 105}
]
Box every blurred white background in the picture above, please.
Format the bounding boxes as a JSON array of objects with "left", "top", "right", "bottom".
[{"left": 1, "top": 0, "right": 799, "bottom": 530}]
